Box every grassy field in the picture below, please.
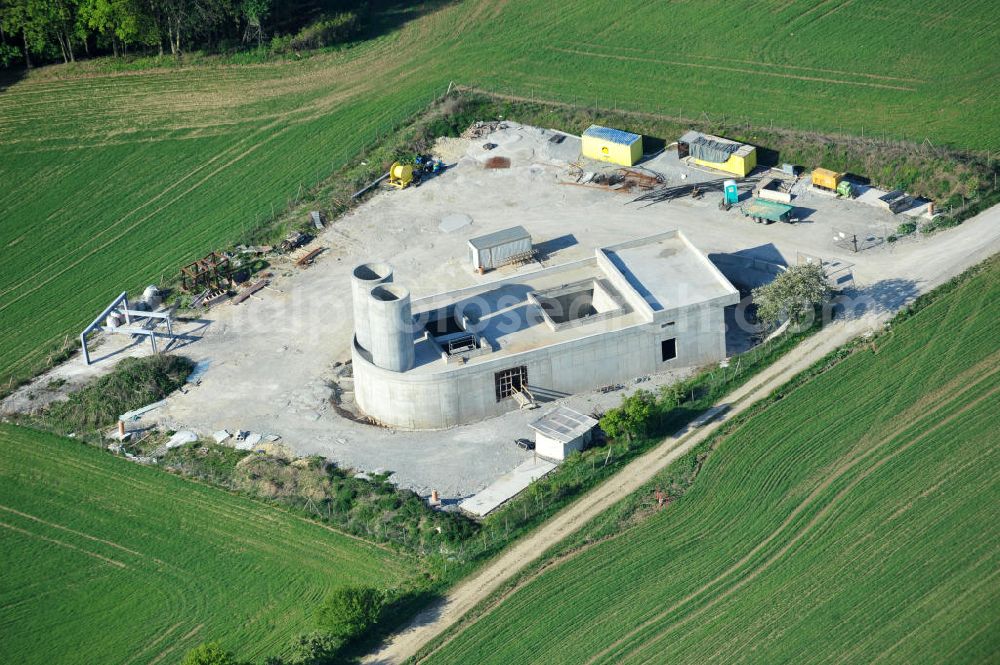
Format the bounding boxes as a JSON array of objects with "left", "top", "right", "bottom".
[
  {"left": 421, "top": 260, "right": 1000, "bottom": 664},
  {"left": 0, "top": 424, "right": 419, "bottom": 664},
  {"left": 1, "top": 0, "right": 997, "bottom": 387}
]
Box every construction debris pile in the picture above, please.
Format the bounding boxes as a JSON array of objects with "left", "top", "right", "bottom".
[
  {"left": 630, "top": 176, "right": 760, "bottom": 207},
  {"left": 461, "top": 120, "right": 507, "bottom": 140},
  {"left": 569, "top": 166, "right": 666, "bottom": 192}
]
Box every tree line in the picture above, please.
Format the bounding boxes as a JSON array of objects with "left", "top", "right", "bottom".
[{"left": 0, "top": 0, "right": 368, "bottom": 68}]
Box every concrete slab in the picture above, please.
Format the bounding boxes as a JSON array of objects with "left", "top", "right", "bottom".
[
  {"left": 458, "top": 457, "right": 557, "bottom": 518},
  {"left": 439, "top": 213, "right": 472, "bottom": 233},
  {"left": 853, "top": 184, "right": 932, "bottom": 219},
  {"left": 604, "top": 234, "right": 736, "bottom": 311}
]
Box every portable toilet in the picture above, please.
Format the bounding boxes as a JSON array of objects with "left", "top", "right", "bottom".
[{"left": 724, "top": 180, "right": 739, "bottom": 205}]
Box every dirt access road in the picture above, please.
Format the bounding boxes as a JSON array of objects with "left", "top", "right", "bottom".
[{"left": 363, "top": 206, "right": 1000, "bottom": 665}]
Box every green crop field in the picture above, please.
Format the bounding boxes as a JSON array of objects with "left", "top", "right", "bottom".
[
  {"left": 422, "top": 261, "right": 1000, "bottom": 664},
  {"left": 1, "top": 0, "right": 997, "bottom": 387},
  {"left": 0, "top": 425, "right": 419, "bottom": 664}
]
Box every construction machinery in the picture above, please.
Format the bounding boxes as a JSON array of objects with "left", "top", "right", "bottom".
[
  {"left": 836, "top": 180, "right": 855, "bottom": 198},
  {"left": 812, "top": 167, "right": 855, "bottom": 198},
  {"left": 388, "top": 162, "right": 414, "bottom": 189}
]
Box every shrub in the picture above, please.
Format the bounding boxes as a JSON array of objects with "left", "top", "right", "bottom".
[
  {"left": 283, "top": 632, "right": 343, "bottom": 665},
  {"left": 315, "top": 586, "right": 383, "bottom": 641},
  {"left": 44, "top": 355, "right": 193, "bottom": 432},
  {"left": 181, "top": 643, "right": 245, "bottom": 665},
  {"left": 896, "top": 221, "right": 917, "bottom": 235},
  {"left": 600, "top": 389, "right": 655, "bottom": 442}
]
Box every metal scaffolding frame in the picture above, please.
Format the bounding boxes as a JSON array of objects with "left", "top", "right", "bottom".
[{"left": 80, "top": 292, "right": 178, "bottom": 365}]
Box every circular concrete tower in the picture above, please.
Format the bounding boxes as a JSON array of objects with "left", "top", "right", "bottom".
[
  {"left": 368, "top": 284, "right": 415, "bottom": 372},
  {"left": 351, "top": 262, "right": 393, "bottom": 353}
]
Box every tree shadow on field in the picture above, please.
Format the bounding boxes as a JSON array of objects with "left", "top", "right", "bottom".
[
  {"left": 305, "top": 0, "right": 461, "bottom": 46},
  {"left": 361, "top": 0, "right": 456, "bottom": 40},
  {"left": 0, "top": 67, "right": 27, "bottom": 96},
  {"left": 339, "top": 587, "right": 447, "bottom": 663}
]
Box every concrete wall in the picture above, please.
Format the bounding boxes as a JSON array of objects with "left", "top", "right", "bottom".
[
  {"left": 367, "top": 284, "right": 415, "bottom": 372},
  {"left": 591, "top": 280, "right": 618, "bottom": 313},
  {"left": 353, "top": 302, "right": 728, "bottom": 430},
  {"left": 535, "top": 430, "right": 591, "bottom": 461},
  {"left": 351, "top": 263, "right": 393, "bottom": 352}
]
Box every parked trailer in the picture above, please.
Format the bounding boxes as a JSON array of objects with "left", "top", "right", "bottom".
[
  {"left": 468, "top": 225, "right": 533, "bottom": 272},
  {"left": 741, "top": 198, "right": 795, "bottom": 224}
]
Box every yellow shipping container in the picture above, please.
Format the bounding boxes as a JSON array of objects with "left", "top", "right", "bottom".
[
  {"left": 581, "top": 125, "right": 643, "bottom": 166},
  {"left": 811, "top": 168, "right": 842, "bottom": 191},
  {"left": 681, "top": 131, "right": 757, "bottom": 177}
]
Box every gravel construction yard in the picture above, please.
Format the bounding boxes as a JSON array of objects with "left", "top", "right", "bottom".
[{"left": 6, "top": 122, "right": 999, "bottom": 502}]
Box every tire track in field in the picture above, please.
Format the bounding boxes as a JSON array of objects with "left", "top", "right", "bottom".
[
  {"left": 602, "top": 371, "right": 999, "bottom": 662},
  {"left": 122, "top": 622, "right": 184, "bottom": 665},
  {"left": 419, "top": 531, "right": 629, "bottom": 662},
  {"left": 0, "top": 114, "right": 306, "bottom": 371},
  {"left": 27, "top": 446, "right": 409, "bottom": 565},
  {"left": 0, "top": 504, "right": 144, "bottom": 557},
  {"left": 147, "top": 623, "right": 203, "bottom": 665},
  {"left": 866, "top": 554, "right": 999, "bottom": 663},
  {"left": 610, "top": 394, "right": 997, "bottom": 663},
  {"left": 0, "top": 60, "right": 380, "bottom": 307},
  {"left": 591, "top": 375, "right": 999, "bottom": 664},
  {"left": 0, "top": 521, "right": 127, "bottom": 569},
  {"left": 0, "top": 116, "right": 286, "bottom": 301},
  {"left": 572, "top": 42, "right": 926, "bottom": 84},
  {"left": 546, "top": 47, "right": 917, "bottom": 91}
]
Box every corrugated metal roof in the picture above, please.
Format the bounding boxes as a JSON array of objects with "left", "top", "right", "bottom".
[
  {"left": 582, "top": 125, "right": 641, "bottom": 146},
  {"left": 530, "top": 406, "right": 598, "bottom": 443},
  {"left": 468, "top": 225, "right": 531, "bottom": 250}
]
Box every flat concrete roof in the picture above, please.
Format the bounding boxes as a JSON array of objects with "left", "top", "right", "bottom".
[
  {"left": 407, "top": 230, "right": 737, "bottom": 372},
  {"left": 530, "top": 406, "right": 598, "bottom": 443},
  {"left": 602, "top": 233, "right": 739, "bottom": 311}
]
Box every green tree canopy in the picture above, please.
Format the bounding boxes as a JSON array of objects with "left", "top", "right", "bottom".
[
  {"left": 314, "top": 586, "right": 383, "bottom": 641},
  {"left": 600, "top": 389, "right": 655, "bottom": 442}
]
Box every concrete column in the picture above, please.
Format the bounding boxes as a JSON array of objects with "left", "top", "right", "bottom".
[
  {"left": 351, "top": 263, "right": 393, "bottom": 352},
  {"left": 368, "top": 284, "right": 415, "bottom": 372}
]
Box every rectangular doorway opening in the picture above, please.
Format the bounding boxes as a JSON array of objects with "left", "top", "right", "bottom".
[
  {"left": 661, "top": 338, "right": 677, "bottom": 362},
  {"left": 495, "top": 366, "right": 528, "bottom": 401}
]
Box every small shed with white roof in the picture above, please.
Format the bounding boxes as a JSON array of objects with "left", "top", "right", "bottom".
[{"left": 530, "top": 406, "right": 599, "bottom": 461}]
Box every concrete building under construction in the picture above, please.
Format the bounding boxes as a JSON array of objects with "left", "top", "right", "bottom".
[{"left": 350, "top": 230, "right": 739, "bottom": 430}]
